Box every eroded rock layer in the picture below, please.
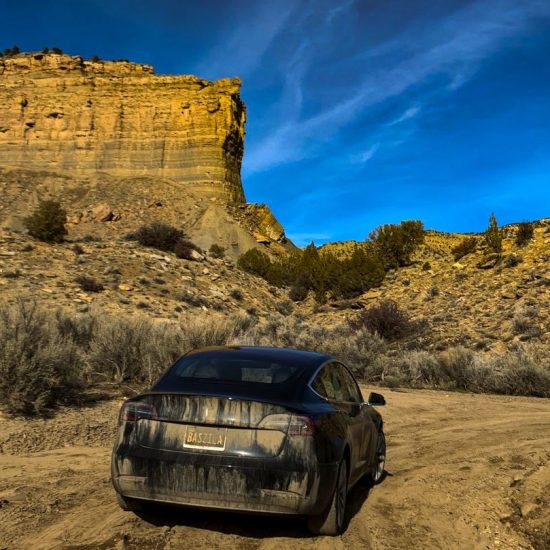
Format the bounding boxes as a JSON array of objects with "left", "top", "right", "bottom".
[{"left": 0, "top": 53, "right": 246, "bottom": 203}]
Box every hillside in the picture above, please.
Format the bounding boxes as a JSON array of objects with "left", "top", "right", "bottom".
[{"left": 316, "top": 223, "right": 550, "bottom": 352}]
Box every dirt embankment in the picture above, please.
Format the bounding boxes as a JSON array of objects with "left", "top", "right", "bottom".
[{"left": 0, "top": 389, "right": 549, "bottom": 550}]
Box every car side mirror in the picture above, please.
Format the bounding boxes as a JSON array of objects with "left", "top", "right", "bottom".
[{"left": 367, "top": 392, "right": 385, "bottom": 406}]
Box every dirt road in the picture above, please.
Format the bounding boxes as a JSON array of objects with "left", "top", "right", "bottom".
[{"left": 1, "top": 388, "right": 549, "bottom": 549}]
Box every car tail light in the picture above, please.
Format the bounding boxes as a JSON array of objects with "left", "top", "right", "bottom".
[
  {"left": 257, "top": 413, "right": 292, "bottom": 431},
  {"left": 119, "top": 401, "right": 158, "bottom": 423},
  {"left": 288, "top": 415, "right": 315, "bottom": 436}
]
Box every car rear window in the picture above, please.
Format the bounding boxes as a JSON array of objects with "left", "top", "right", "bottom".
[{"left": 165, "top": 356, "right": 301, "bottom": 385}]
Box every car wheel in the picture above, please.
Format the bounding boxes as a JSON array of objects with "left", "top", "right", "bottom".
[
  {"left": 307, "top": 458, "right": 347, "bottom": 536},
  {"left": 116, "top": 492, "right": 146, "bottom": 512},
  {"left": 371, "top": 430, "right": 386, "bottom": 484}
]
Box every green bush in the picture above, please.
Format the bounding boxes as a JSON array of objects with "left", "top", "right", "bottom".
[
  {"left": 230, "top": 288, "right": 244, "bottom": 301},
  {"left": 134, "top": 222, "right": 184, "bottom": 252},
  {"left": 350, "top": 299, "right": 414, "bottom": 340},
  {"left": 452, "top": 237, "right": 478, "bottom": 261},
  {"left": 75, "top": 275, "right": 104, "bottom": 293},
  {"left": 485, "top": 213, "right": 503, "bottom": 254},
  {"left": 368, "top": 220, "right": 424, "bottom": 268},
  {"left": 209, "top": 244, "right": 226, "bottom": 258},
  {"left": 24, "top": 200, "right": 68, "bottom": 243},
  {"left": 237, "top": 243, "right": 385, "bottom": 303},
  {"left": 515, "top": 222, "right": 534, "bottom": 246},
  {"left": 237, "top": 248, "right": 273, "bottom": 279},
  {"left": 289, "top": 284, "right": 308, "bottom": 302},
  {"left": 3, "top": 46, "right": 20, "bottom": 57}
]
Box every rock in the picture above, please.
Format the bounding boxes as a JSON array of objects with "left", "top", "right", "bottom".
[
  {"left": 0, "top": 53, "right": 246, "bottom": 204},
  {"left": 510, "top": 475, "right": 523, "bottom": 487},
  {"left": 90, "top": 203, "right": 114, "bottom": 222},
  {"left": 190, "top": 249, "right": 204, "bottom": 261},
  {"left": 362, "top": 290, "right": 381, "bottom": 300},
  {"left": 477, "top": 254, "right": 501, "bottom": 269},
  {"left": 452, "top": 262, "right": 465, "bottom": 270},
  {"left": 118, "top": 284, "right": 133, "bottom": 291},
  {"left": 520, "top": 502, "right": 538, "bottom": 518}
]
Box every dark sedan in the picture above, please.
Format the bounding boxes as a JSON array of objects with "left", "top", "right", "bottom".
[{"left": 111, "top": 346, "right": 386, "bottom": 535}]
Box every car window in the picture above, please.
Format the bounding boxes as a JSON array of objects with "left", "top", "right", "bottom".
[
  {"left": 336, "top": 363, "right": 363, "bottom": 403},
  {"left": 311, "top": 365, "right": 336, "bottom": 400},
  {"left": 171, "top": 358, "right": 298, "bottom": 384},
  {"left": 312, "top": 363, "right": 354, "bottom": 402}
]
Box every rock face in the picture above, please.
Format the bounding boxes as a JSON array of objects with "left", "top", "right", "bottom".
[{"left": 0, "top": 53, "right": 246, "bottom": 203}]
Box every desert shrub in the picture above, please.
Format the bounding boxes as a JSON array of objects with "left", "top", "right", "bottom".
[
  {"left": 134, "top": 222, "right": 184, "bottom": 252},
  {"left": 0, "top": 301, "right": 84, "bottom": 415},
  {"left": 75, "top": 275, "right": 104, "bottom": 293},
  {"left": 368, "top": 220, "right": 424, "bottom": 269},
  {"left": 427, "top": 285, "right": 439, "bottom": 299},
  {"left": 91, "top": 55, "right": 100, "bottom": 62},
  {"left": 503, "top": 253, "right": 522, "bottom": 268},
  {"left": 229, "top": 288, "right": 244, "bottom": 301},
  {"left": 350, "top": 299, "right": 413, "bottom": 340},
  {"left": 485, "top": 213, "right": 503, "bottom": 254},
  {"left": 515, "top": 222, "right": 534, "bottom": 246},
  {"left": 2, "top": 269, "right": 21, "bottom": 278},
  {"left": 52, "top": 47, "right": 63, "bottom": 54},
  {"left": 452, "top": 237, "right": 477, "bottom": 261},
  {"left": 237, "top": 248, "right": 273, "bottom": 279},
  {"left": 422, "top": 261, "right": 431, "bottom": 271},
  {"left": 24, "top": 200, "right": 68, "bottom": 243},
  {"left": 275, "top": 300, "right": 294, "bottom": 316},
  {"left": 209, "top": 244, "right": 226, "bottom": 258},
  {"left": 72, "top": 244, "right": 85, "bottom": 255},
  {"left": 3, "top": 46, "right": 20, "bottom": 57},
  {"left": 289, "top": 284, "right": 308, "bottom": 302},
  {"left": 174, "top": 238, "right": 201, "bottom": 260},
  {"left": 437, "top": 347, "right": 477, "bottom": 391},
  {"left": 80, "top": 234, "right": 102, "bottom": 242},
  {"left": 179, "top": 315, "right": 238, "bottom": 351},
  {"left": 177, "top": 290, "right": 209, "bottom": 308},
  {"left": 55, "top": 311, "right": 97, "bottom": 349},
  {"left": 88, "top": 315, "right": 184, "bottom": 384}
]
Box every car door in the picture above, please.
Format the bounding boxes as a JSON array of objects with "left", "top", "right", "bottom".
[
  {"left": 336, "top": 364, "right": 378, "bottom": 478},
  {"left": 324, "top": 362, "right": 369, "bottom": 484}
]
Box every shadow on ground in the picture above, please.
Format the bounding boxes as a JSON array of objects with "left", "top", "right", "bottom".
[{"left": 134, "top": 471, "right": 389, "bottom": 538}]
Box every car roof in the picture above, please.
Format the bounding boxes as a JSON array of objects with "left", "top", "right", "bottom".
[{"left": 185, "top": 346, "right": 333, "bottom": 372}]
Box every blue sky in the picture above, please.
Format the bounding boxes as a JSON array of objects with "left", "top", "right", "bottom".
[{"left": 2, "top": 0, "right": 550, "bottom": 245}]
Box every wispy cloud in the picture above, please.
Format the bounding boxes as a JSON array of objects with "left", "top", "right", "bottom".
[
  {"left": 245, "top": 0, "right": 550, "bottom": 174},
  {"left": 352, "top": 143, "right": 380, "bottom": 164},
  {"left": 388, "top": 106, "right": 421, "bottom": 126},
  {"left": 195, "top": 1, "right": 298, "bottom": 78}
]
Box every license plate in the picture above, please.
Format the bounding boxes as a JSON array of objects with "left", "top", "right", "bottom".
[{"left": 183, "top": 426, "right": 227, "bottom": 451}]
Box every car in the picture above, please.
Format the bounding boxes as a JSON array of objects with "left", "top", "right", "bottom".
[{"left": 111, "top": 346, "right": 386, "bottom": 535}]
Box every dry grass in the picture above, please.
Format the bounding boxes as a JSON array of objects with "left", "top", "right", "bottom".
[{"left": 0, "top": 301, "right": 548, "bottom": 416}]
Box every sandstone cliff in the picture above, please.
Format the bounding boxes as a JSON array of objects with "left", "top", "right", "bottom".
[
  {"left": 0, "top": 53, "right": 245, "bottom": 203},
  {"left": 0, "top": 53, "right": 290, "bottom": 254}
]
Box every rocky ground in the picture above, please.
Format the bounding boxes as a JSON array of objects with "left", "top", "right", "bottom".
[{"left": 0, "top": 387, "right": 549, "bottom": 549}]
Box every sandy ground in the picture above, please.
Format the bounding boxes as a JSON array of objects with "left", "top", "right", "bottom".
[{"left": 0, "top": 388, "right": 549, "bottom": 550}]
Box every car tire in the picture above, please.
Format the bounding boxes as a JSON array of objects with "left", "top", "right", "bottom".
[
  {"left": 370, "top": 430, "right": 386, "bottom": 485},
  {"left": 307, "top": 458, "right": 347, "bottom": 536},
  {"left": 116, "top": 492, "right": 146, "bottom": 512}
]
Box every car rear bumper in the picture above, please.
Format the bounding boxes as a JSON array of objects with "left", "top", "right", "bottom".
[{"left": 112, "top": 448, "right": 339, "bottom": 516}]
